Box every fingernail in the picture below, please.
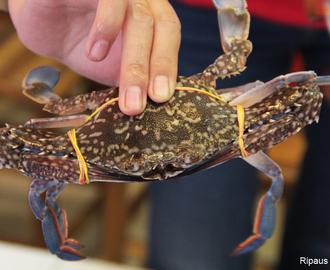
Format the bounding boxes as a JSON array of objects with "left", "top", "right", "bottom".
[
  {"left": 89, "top": 40, "right": 109, "bottom": 61},
  {"left": 125, "top": 86, "right": 143, "bottom": 110},
  {"left": 153, "top": 75, "right": 170, "bottom": 98}
]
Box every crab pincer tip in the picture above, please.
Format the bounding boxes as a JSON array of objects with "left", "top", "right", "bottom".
[{"left": 22, "top": 66, "right": 60, "bottom": 89}]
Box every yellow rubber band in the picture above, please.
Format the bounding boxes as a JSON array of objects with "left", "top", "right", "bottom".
[
  {"left": 175, "top": 87, "right": 226, "bottom": 103},
  {"left": 67, "top": 129, "right": 90, "bottom": 184},
  {"left": 237, "top": 105, "right": 249, "bottom": 158},
  {"left": 86, "top": 97, "right": 119, "bottom": 122}
]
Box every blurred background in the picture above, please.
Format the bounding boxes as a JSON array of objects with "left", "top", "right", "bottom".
[{"left": 0, "top": 11, "right": 308, "bottom": 270}]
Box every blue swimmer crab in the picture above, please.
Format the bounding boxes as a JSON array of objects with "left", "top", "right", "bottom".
[{"left": 0, "top": 0, "right": 326, "bottom": 261}]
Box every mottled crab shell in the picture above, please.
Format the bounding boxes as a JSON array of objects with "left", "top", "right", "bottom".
[
  {"left": 70, "top": 78, "right": 322, "bottom": 181},
  {"left": 74, "top": 77, "right": 237, "bottom": 180}
]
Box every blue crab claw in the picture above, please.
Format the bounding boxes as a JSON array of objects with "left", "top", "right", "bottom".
[
  {"left": 231, "top": 151, "right": 284, "bottom": 256},
  {"left": 29, "top": 180, "right": 85, "bottom": 261},
  {"left": 22, "top": 66, "right": 61, "bottom": 104},
  {"left": 213, "top": 0, "right": 250, "bottom": 53}
]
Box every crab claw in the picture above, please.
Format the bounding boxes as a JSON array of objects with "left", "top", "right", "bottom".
[
  {"left": 213, "top": 0, "right": 250, "bottom": 53},
  {"left": 29, "top": 180, "right": 85, "bottom": 261},
  {"left": 22, "top": 66, "right": 61, "bottom": 104}
]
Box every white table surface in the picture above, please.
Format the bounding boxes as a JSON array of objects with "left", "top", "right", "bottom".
[{"left": 0, "top": 241, "right": 146, "bottom": 270}]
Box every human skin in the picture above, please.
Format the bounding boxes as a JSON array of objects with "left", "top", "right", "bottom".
[{"left": 8, "top": 0, "right": 181, "bottom": 115}]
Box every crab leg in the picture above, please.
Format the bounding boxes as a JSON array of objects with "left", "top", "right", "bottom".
[
  {"left": 45, "top": 183, "right": 85, "bottom": 260},
  {"left": 229, "top": 71, "right": 317, "bottom": 107},
  {"left": 314, "top": 75, "right": 330, "bottom": 85},
  {"left": 231, "top": 151, "right": 284, "bottom": 256},
  {"left": 29, "top": 179, "right": 85, "bottom": 260},
  {"left": 29, "top": 179, "right": 59, "bottom": 220},
  {"left": 22, "top": 66, "right": 115, "bottom": 115},
  {"left": 216, "top": 81, "right": 263, "bottom": 102},
  {"left": 25, "top": 115, "right": 89, "bottom": 129}
]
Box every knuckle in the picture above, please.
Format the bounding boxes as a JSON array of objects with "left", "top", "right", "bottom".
[
  {"left": 95, "top": 19, "right": 120, "bottom": 38},
  {"left": 152, "top": 55, "right": 174, "bottom": 69},
  {"left": 130, "top": 3, "right": 154, "bottom": 26},
  {"left": 125, "top": 61, "right": 149, "bottom": 80},
  {"left": 156, "top": 13, "right": 181, "bottom": 32}
]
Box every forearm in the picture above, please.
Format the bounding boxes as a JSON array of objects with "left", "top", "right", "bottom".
[{"left": 0, "top": 0, "right": 7, "bottom": 11}]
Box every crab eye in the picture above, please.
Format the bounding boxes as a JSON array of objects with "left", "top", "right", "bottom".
[
  {"left": 2, "top": 130, "right": 18, "bottom": 141},
  {"left": 2, "top": 130, "right": 12, "bottom": 137}
]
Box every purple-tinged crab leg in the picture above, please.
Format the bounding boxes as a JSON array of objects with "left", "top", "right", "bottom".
[
  {"left": 29, "top": 180, "right": 85, "bottom": 260},
  {"left": 231, "top": 151, "right": 284, "bottom": 256},
  {"left": 43, "top": 207, "right": 85, "bottom": 261},
  {"left": 25, "top": 115, "right": 89, "bottom": 129},
  {"left": 29, "top": 179, "right": 59, "bottom": 220},
  {"left": 229, "top": 71, "right": 317, "bottom": 107},
  {"left": 216, "top": 81, "right": 263, "bottom": 102},
  {"left": 314, "top": 75, "right": 330, "bottom": 85},
  {"left": 218, "top": 73, "right": 330, "bottom": 103},
  {"left": 44, "top": 183, "right": 85, "bottom": 260}
]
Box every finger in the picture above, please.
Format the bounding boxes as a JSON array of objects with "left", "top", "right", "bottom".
[
  {"left": 147, "top": 0, "right": 181, "bottom": 103},
  {"left": 85, "top": 0, "right": 128, "bottom": 62},
  {"left": 118, "top": 0, "right": 154, "bottom": 115}
]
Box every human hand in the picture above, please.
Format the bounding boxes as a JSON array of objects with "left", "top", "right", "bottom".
[{"left": 8, "top": 0, "right": 181, "bottom": 115}]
